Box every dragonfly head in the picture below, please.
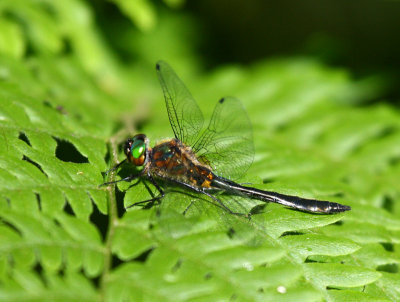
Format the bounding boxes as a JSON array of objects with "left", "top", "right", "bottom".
[{"left": 124, "top": 134, "right": 149, "bottom": 167}]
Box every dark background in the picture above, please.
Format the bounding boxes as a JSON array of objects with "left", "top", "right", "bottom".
[
  {"left": 94, "top": 0, "right": 400, "bottom": 105},
  {"left": 186, "top": 0, "right": 400, "bottom": 103}
]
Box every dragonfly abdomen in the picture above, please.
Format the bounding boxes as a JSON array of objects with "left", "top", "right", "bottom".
[{"left": 212, "top": 178, "right": 351, "bottom": 214}]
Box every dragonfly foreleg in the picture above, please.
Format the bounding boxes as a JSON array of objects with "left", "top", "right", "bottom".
[
  {"left": 104, "top": 159, "right": 127, "bottom": 175},
  {"left": 125, "top": 173, "right": 165, "bottom": 210},
  {"left": 100, "top": 173, "right": 142, "bottom": 186}
]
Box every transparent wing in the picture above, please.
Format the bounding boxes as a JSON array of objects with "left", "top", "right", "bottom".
[
  {"left": 156, "top": 61, "right": 204, "bottom": 146},
  {"left": 154, "top": 189, "right": 264, "bottom": 239},
  {"left": 192, "top": 97, "right": 254, "bottom": 180}
]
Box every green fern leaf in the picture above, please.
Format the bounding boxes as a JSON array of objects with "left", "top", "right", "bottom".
[{"left": 0, "top": 48, "right": 399, "bottom": 301}]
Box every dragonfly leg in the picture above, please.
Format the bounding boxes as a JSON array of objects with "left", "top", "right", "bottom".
[
  {"left": 167, "top": 178, "right": 249, "bottom": 217},
  {"left": 202, "top": 191, "right": 249, "bottom": 217},
  {"left": 100, "top": 173, "right": 141, "bottom": 186},
  {"left": 125, "top": 173, "right": 165, "bottom": 210},
  {"left": 104, "top": 159, "right": 127, "bottom": 175},
  {"left": 126, "top": 196, "right": 163, "bottom": 209}
]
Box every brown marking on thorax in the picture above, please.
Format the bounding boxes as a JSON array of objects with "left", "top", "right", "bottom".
[{"left": 150, "top": 138, "right": 214, "bottom": 188}]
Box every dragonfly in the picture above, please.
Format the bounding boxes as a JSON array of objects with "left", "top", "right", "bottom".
[{"left": 103, "top": 61, "right": 351, "bottom": 217}]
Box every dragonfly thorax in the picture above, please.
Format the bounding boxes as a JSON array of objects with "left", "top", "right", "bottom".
[{"left": 150, "top": 138, "right": 215, "bottom": 189}]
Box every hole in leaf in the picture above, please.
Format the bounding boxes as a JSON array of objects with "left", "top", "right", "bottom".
[
  {"left": 377, "top": 263, "right": 398, "bottom": 273},
  {"left": 63, "top": 198, "right": 75, "bottom": 216},
  {"left": 332, "top": 192, "right": 344, "bottom": 198},
  {"left": 133, "top": 247, "right": 155, "bottom": 263},
  {"left": 204, "top": 272, "right": 212, "bottom": 280},
  {"left": 280, "top": 231, "right": 304, "bottom": 237},
  {"left": 227, "top": 227, "right": 236, "bottom": 238},
  {"left": 35, "top": 193, "right": 41, "bottom": 211},
  {"left": 115, "top": 186, "right": 126, "bottom": 218},
  {"left": 250, "top": 204, "right": 267, "bottom": 215},
  {"left": 91, "top": 275, "right": 101, "bottom": 288},
  {"left": 1, "top": 219, "right": 22, "bottom": 236},
  {"left": 382, "top": 195, "right": 394, "bottom": 212},
  {"left": 103, "top": 149, "right": 111, "bottom": 171},
  {"left": 5, "top": 197, "right": 10, "bottom": 207},
  {"left": 57, "top": 266, "right": 65, "bottom": 278},
  {"left": 33, "top": 262, "right": 48, "bottom": 286},
  {"left": 111, "top": 254, "right": 124, "bottom": 269},
  {"left": 326, "top": 287, "right": 343, "bottom": 290},
  {"left": 89, "top": 195, "right": 108, "bottom": 241},
  {"left": 53, "top": 137, "right": 89, "bottom": 163},
  {"left": 43, "top": 100, "right": 52, "bottom": 108},
  {"left": 171, "top": 258, "right": 183, "bottom": 273},
  {"left": 304, "top": 259, "right": 319, "bottom": 263},
  {"left": 22, "top": 155, "right": 48, "bottom": 177},
  {"left": 18, "top": 132, "right": 31, "bottom": 146},
  {"left": 62, "top": 37, "right": 73, "bottom": 55},
  {"left": 262, "top": 178, "right": 275, "bottom": 184},
  {"left": 53, "top": 219, "right": 62, "bottom": 229},
  {"left": 380, "top": 242, "right": 394, "bottom": 252}
]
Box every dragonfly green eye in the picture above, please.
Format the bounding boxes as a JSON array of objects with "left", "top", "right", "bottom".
[
  {"left": 131, "top": 140, "right": 145, "bottom": 159},
  {"left": 124, "top": 134, "right": 148, "bottom": 166}
]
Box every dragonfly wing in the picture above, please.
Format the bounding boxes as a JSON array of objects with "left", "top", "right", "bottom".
[
  {"left": 156, "top": 61, "right": 204, "bottom": 146},
  {"left": 193, "top": 97, "right": 254, "bottom": 180}
]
